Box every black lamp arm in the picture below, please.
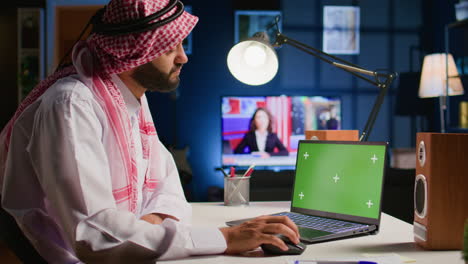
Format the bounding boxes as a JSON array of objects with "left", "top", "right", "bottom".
[
  {"left": 273, "top": 32, "right": 397, "bottom": 141},
  {"left": 360, "top": 73, "right": 395, "bottom": 141}
]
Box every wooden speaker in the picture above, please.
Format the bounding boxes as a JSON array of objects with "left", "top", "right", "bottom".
[
  {"left": 413, "top": 132, "right": 468, "bottom": 250},
  {"left": 305, "top": 130, "right": 359, "bottom": 141}
]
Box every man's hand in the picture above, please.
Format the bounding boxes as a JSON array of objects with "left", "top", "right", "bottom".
[
  {"left": 219, "top": 215, "right": 300, "bottom": 254},
  {"left": 140, "top": 213, "right": 179, "bottom": 225}
]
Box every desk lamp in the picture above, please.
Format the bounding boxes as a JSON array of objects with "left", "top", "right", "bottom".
[
  {"left": 418, "top": 53, "right": 464, "bottom": 132},
  {"left": 227, "top": 17, "right": 397, "bottom": 141}
]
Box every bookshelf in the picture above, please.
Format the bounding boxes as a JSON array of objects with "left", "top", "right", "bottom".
[
  {"left": 445, "top": 18, "right": 468, "bottom": 132},
  {"left": 17, "top": 8, "right": 44, "bottom": 103}
]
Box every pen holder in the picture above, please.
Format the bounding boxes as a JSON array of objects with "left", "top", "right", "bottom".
[{"left": 224, "top": 176, "right": 250, "bottom": 206}]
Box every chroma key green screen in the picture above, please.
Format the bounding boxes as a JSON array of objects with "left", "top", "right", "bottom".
[{"left": 292, "top": 142, "right": 386, "bottom": 219}]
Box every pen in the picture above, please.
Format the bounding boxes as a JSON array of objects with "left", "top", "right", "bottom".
[
  {"left": 216, "top": 167, "right": 229, "bottom": 178},
  {"left": 294, "top": 261, "right": 377, "bottom": 264},
  {"left": 230, "top": 166, "right": 235, "bottom": 177},
  {"left": 242, "top": 164, "right": 255, "bottom": 177}
]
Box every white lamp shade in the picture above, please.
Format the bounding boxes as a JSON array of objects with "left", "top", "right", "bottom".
[
  {"left": 227, "top": 39, "right": 279, "bottom": 86},
  {"left": 419, "top": 53, "right": 464, "bottom": 98}
]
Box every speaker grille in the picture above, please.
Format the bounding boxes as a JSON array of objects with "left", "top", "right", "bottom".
[{"left": 414, "top": 174, "right": 427, "bottom": 218}]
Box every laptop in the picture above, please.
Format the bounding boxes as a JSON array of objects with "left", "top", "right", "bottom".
[{"left": 226, "top": 140, "right": 388, "bottom": 243}]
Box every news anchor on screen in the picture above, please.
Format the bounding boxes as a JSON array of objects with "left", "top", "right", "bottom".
[{"left": 234, "top": 107, "right": 289, "bottom": 157}]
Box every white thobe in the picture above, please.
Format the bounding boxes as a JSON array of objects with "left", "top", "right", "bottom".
[{"left": 1, "top": 74, "right": 226, "bottom": 263}]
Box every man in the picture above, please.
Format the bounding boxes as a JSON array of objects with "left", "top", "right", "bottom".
[{"left": 0, "top": 0, "right": 299, "bottom": 263}]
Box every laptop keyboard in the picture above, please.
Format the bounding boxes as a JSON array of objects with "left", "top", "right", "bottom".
[{"left": 274, "top": 212, "right": 367, "bottom": 234}]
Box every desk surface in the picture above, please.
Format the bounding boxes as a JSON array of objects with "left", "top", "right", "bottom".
[{"left": 161, "top": 202, "right": 464, "bottom": 264}]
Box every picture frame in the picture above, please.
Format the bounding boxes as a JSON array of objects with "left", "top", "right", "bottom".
[
  {"left": 322, "top": 6, "right": 360, "bottom": 55},
  {"left": 234, "top": 10, "right": 282, "bottom": 44}
]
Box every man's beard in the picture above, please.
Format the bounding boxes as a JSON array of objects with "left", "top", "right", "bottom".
[{"left": 131, "top": 62, "right": 181, "bottom": 93}]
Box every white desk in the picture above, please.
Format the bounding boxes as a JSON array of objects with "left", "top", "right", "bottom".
[{"left": 161, "top": 202, "right": 464, "bottom": 264}]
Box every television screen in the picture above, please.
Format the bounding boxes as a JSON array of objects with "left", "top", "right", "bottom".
[{"left": 221, "top": 96, "right": 342, "bottom": 168}]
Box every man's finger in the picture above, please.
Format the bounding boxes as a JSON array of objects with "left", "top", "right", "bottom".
[
  {"left": 258, "top": 215, "right": 300, "bottom": 237},
  {"left": 261, "top": 223, "right": 300, "bottom": 244},
  {"left": 259, "top": 234, "right": 288, "bottom": 251}
]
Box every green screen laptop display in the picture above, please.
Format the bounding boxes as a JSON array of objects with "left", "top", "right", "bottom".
[{"left": 292, "top": 142, "right": 386, "bottom": 220}]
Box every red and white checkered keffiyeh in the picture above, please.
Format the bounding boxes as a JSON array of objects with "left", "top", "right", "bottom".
[
  {"left": 0, "top": 0, "right": 198, "bottom": 213},
  {"left": 89, "top": 0, "right": 198, "bottom": 75}
]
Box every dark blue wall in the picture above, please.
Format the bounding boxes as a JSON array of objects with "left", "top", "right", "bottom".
[
  {"left": 148, "top": 0, "right": 243, "bottom": 201},
  {"left": 148, "top": 0, "right": 430, "bottom": 201}
]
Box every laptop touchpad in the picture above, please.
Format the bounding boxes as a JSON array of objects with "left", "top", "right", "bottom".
[{"left": 299, "top": 227, "right": 332, "bottom": 239}]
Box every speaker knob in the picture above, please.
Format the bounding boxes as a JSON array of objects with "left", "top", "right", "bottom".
[
  {"left": 418, "top": 140, "right": 426, "bottom": 167},
  {"left": 414, "top": 174, "right": 427, "bottom": 218}
]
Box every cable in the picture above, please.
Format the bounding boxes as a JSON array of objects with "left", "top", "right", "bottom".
[{"left": 55, "top": 19, "right": 93, "bottom": 72}]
